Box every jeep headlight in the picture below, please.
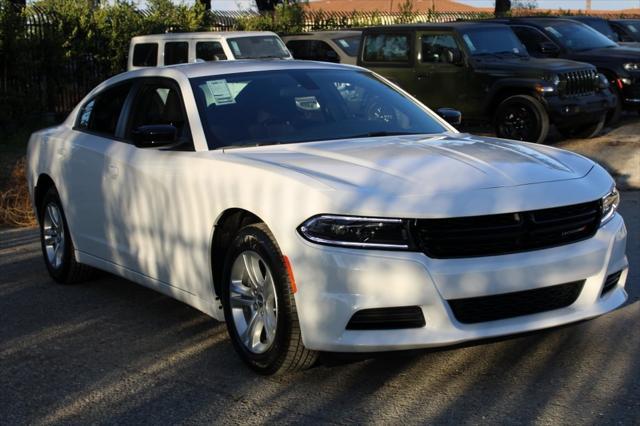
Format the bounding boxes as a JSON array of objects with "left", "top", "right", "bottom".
[
  {"left": 623, "top": 63, "right": 640, "bottom": 71},
  {"left": 298, "top": 215, "right": 410, "bottom": 249},
  {"left": 601, "top": 186, "right": 620, "bottom": 226}
]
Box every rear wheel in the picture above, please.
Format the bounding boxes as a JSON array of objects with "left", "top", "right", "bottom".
[
  {"left": 222, "top": 223, "right": 317, "bottom": 374},
  {"left": 558, "top": 115, "right": 606, "bottom": 140},
  {"left": 39, "top": 187, "right": 95, "bottom": 284},
  {"left": 495, "top": 95, "right": 550, "bottom": 144}
]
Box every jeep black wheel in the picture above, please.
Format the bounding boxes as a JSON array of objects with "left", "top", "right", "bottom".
[
  {"left": 558, "top": 115, "right": 606, "bottom": 140},
  {"left": 495, "top": 95, "right": 550, "bottom": 144}
]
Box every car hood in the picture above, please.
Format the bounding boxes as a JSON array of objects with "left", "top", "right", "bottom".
[
  {"left": 224, "top": 133, "right": 594, "bottom": 195},
  {"left": 475, "top": 56, "right": 594, "bottom": 76},
  {"left": 567, "top": 46, "right": 640, "bottom": 62}
]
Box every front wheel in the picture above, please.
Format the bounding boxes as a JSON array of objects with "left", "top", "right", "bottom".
[
  {"left": 494, "top": 95, "right": 550, "bottom": 144},
  {"left": 222, "top": 223, "right": 317, "bottom": 374}
]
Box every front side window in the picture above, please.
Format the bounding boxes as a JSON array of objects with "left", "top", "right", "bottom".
[
  {"left": 164, "top": 42, "right": 189, "bottom": 65},
  {"left": 76, "top": 82, "right": 132, "bottom": 137},
  {"left": 461, "top": 27, "right": 527, "bottom": 57},
  {"left": 363, "top": 33, "right": 410, "bottom": 63},
  {"left": 196, "top": 41, "right": 227, "bottom": 61},
  {"left": 127, "top": 82, "right": 190, "bottom": 146},
  {"left": 421, "top": 33, "right": 461, "bottom": 63},
  {"left": 191, "top": 69, "right": 447, "bottom": 149},
  {"left": 512, "top": 26, "right": 555, "bottom": 56},
  {"left": 132, "top": 43, "right": 158, "bottom": 67},
  {"left": 541, "top": 21, "right": 617, "bottom": 51},
  {"left": 227, "top": 36, "right": 290, "bottom": 59}
]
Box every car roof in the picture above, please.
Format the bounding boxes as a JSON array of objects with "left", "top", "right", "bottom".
[
  {"left": 117, "top": 59, "right": 360, "bottom": 81},
  {"left": 488, "top": 16, "right": 588, "bottom": 26},
  {"left": 283, "top": 30, "right": 362, "bottom": 38},
  {"left": 130, "top": 31, "right": 278, "bottom": 42},
  {"left": 362, "top": 22, "right": 510, "bottom": 31}
]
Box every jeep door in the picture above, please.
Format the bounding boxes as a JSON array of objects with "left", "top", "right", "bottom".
[
  {"left": 414, "top": 31, "right": 474, "bottom": 113},
  {"left": 359, "top": 30, "right": 416, "bottom": 91}
]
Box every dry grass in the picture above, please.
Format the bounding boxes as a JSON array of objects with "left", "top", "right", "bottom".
[{"left": 0, "top": 157, "right": 37, "bottom": 227}]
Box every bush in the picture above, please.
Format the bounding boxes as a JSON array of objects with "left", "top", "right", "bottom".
[{"left": 0, "top": 158, "right": 36, "bottom": 228}]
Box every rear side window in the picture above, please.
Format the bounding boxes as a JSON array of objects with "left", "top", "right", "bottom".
[
  {"left": 76, "top": 83, "right": 132, "bottom": 137},
  {"left": 132, "top": 43, "right": 158, "bottom": 67},
  {"left": 196, "top": 41, "right": 227, "bottom": 61},
  {"left": 363, "top": 33, "right": 410, "bottom": 63},
  {"left": 164, "top": 42, "right": 189, "bottom": 65}
]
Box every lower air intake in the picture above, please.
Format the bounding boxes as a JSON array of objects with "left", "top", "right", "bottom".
[
  {"left": 346, "top": 306, "right": 426, "bottom": 330},
  {"left": 448, "top": 280, "right": 585, "bottom": 324},
  {"left": 601, "top": 271, "right": 622, "bottom": 296}
]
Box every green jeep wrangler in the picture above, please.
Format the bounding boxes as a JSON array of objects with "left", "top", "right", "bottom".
[{"left": 357, "top": 22, "right": 616, "bottom": 143}]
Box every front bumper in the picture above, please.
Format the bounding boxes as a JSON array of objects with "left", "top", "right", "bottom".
[
  {"left": 544, "top": 90, "right": 616, "bottom": 125},
  {"left": 621, "top": 78, "right": 640, "bottom": 107},
  {"left": 291, "top": 214, "right": 628, "bottom": 352}
]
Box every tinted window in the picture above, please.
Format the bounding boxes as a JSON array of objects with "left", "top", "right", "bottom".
[
  {"left": 363, "top": 33, "right": 410, "bottom": 63},
  {"left": 77, "top": 83, "right": 132, "bottom": 137},
  {"left": 164, "top": 42, "right": 189, "bottom": 65},
  {"left": 286, "top": 40, "right": 339, "bottom": 62},
  {"left": 133, "top": 43, "right": 158, "bottom": 67},
  {"left": 541, "top": 21, "right": 617, "bottom": 51},
  {"left": 128, "top": 83, "right": 190, "bottom": 146},
  {"left": 461, "top": 27, "right": 527, "bottom": 56},
  {"left": 421, "top": 33, "right": 460, "bottom": 63},
  {"left": 191, "top": 69, "right": 446, "bottom": 149},
  {"left": 512, "top": 26, "right": 554, "bottom": 56},
  {"left": 332, "top": 35, "right": 360, "bottom": 56},
  {"left": 581, "top": 18, "right": 618, "bottom": 41},
  {"left": 196, "top": 41, "right": 227, "bottom": 61},
  {"left": 227, "top": 36, "right": 290, "bottom": 59}
]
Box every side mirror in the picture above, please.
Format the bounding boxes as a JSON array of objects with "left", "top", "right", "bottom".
[
  {"left": 539, "top": 42, "right": 560, "bottom": 55},
  {"left": 132, "top": 124, "right": 177, "bottom": 148},
  {"left": 436, "top": 108, "right": 462, "bottom": 126},
  {"left": 447, "top": 49, "right": 465, "bottom": 66}
]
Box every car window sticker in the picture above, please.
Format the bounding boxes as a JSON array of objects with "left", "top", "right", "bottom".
[
  {"left": 206, "top": 79, "right": 236, "bottom": 105},
  {"left": 545, "top": 26, "right": 563, "bottom": 38},
  {"left": 462, "top": 34, "right": 476, "bottom": 52}
]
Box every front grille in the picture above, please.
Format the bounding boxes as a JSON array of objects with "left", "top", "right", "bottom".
[
  {"left": 601, "top": 271, "right": 622, "bottom": 296},
  {"left": 559, "top": 69, "right": 598, "bottom": 96},
  {"left": 448, "top": 280, "right": 585, "bottom": 324},
  {"left": 346, "top": 306, "right": 425, "bottom": 330},
  {"left": 411, "top": 200, "right": 601, "bottom": 259}
]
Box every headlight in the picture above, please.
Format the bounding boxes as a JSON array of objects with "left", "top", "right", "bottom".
[
  {"left": 298, "top": 215, "right": 410, "bottom": 249},
  {"left": 623, "top": 63, "right": 640, "bottom": 71},
  {"left": 596, "top": 73, "right": 609, "bottom": 90},
  {"left": 601, "top": 187, "right": 620, "bottom": 226}
]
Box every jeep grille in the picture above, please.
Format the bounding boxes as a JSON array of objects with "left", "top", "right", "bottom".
[{"left": 559, "top": 69, "right": 598, "bottom": 96}]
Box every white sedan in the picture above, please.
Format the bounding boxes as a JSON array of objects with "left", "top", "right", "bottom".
[{"left": 27, "top": 60, "right": 628, "bottom": 374}]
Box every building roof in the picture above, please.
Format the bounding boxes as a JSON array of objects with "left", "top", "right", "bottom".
[{"left": 305, "top": 0, "right": 491, "bottom": 13}]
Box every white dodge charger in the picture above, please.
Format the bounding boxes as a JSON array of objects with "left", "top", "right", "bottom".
[{"left": 27, "top": 60, "right": 628, "bottom": 374}]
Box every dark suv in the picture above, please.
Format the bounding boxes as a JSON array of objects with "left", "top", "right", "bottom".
[
  {"left": 488, "top": 17, "right": 640, "bottom": 121},
  {"left": 357, "top": 22, "right": 614, "bottom": 143},
  {"left": 610, "top": 19, "right": 640, "bottom": 43}
]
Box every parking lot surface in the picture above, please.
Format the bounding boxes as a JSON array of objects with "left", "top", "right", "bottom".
[{"left": 1, "top": 193, "right": 638, "bottom": 425}]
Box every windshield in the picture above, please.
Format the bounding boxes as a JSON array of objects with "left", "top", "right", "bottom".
[
  {"left": 227, "top": 36, "right": 291, "bottom": 59},
  {"left": 462, "top": 27, "right": 528, "bottom": 56},
  {"left": 542, "top": 21, "right": 617, "bottom": 51},
  {"left": 191, "top": 69, "right": 448, "bottom": 149},
  {"left": 580, "top": 18, "right": 619, "bottom": 41},
  {"left": 332, "top": 35, "right": 361, "bottom": 56}
]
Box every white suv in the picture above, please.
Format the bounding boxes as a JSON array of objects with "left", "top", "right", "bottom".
[{"left": 128, "top": 31, "right": 292, "bottom": 70}]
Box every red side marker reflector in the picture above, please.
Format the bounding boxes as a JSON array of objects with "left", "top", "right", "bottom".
[
  {"left": 283, "top": 256, "right": 297, "bottom": 294},
  {"left": 617, "top": 79, "right": 624, "bottom": 90}
]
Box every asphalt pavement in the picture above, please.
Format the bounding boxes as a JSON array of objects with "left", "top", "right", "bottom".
[{"left": 0, "top": 193, "right": 638, "bottom": 425}]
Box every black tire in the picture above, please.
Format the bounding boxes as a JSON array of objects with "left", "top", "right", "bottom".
[
  {"left": 221, "top": 223, "right": 317, "bottom": 375},
  {"left": 558, "top": 115, "right": 606, "bottom": 140},
  {"left": 494, "top": 95, "right": 550, "bottom": 144},
  {"left": 606, "top": 84, "right": 623, "bottom": 125},
  {"left": 39, "top": 187, "right": 96, "bottom": 284}
]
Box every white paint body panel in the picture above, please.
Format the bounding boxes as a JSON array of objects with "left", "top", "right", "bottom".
[{"left": 27, "top": 61, "right": 628, "bottom": 351}]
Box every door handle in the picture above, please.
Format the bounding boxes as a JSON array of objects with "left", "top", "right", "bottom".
[
  {"left": 108, "top": 165, "right": 119, "bottom": 179},
  {"left": 416, "top": 73, "right": 428, "bottom": 80}
]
